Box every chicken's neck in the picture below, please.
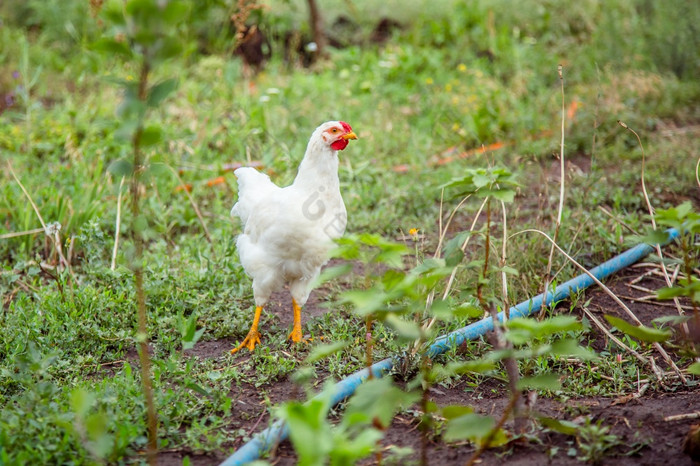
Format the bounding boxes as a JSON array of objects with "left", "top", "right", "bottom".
[{"left": 293, "top": 140, "right": 340, "bottom": 193}]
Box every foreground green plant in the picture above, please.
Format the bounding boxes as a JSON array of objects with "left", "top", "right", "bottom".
[{"left": 94, "top": 0, "right": 194, "bottom": 461}]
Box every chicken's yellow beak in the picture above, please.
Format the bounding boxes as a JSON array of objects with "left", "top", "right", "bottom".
[{"left": 342, "top": 131, "right": 357, "bottom": 140}]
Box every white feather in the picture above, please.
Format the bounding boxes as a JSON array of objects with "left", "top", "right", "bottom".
[{"left": 231, "top": 121, "right": 351, "bottom": 308}]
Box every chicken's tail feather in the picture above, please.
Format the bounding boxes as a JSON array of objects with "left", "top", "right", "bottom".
[{"left": 231, "top": 167, "right": 276, "bottom": 222}]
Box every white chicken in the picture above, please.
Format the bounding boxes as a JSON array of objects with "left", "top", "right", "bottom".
[{"left": 230, "top": 121, "right": 357, "bottom": 353}]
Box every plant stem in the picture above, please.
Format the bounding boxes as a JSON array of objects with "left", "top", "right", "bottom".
[
  {"left": 478, "top": 199, "right": 525, "bottom": 433},
  {"left": 131, "top": 58, "right": 158, "bottom": 466},
  {"left": 365, "top": 316, "right": 374, "bottom": 379}
]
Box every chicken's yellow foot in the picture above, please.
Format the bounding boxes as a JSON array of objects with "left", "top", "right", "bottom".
[
  {"left": 287, "top": 299, "right": 305, "bottom": 343},
  {"left": 231, "top": 306, "right": 263, "bottom": 354}
]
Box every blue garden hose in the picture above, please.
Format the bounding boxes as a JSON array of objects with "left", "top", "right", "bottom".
[{"left": 221, "top": 229, "right": 679, "bottom": 465}]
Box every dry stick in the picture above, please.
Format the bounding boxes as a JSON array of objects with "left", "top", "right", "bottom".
[
  {"left": 0, "top": 227, "right": 45, "bottom": 240},
  {"left": 664, "top": 412, "right": 700, "bottom": 422},
  {"left": 513, "top": 228, "right": 687, "bottom": 384},
  {"left": 111, "top": 176, "right": 126, "bottom": 271},
  {"left": 479, "top": 200, "right": 524, "bottom": 434},
  {"left": 166, "top": 165, "right": 212, "bottom": 243},
  {"left": 465, "top": 391, "right": 521, "bottom": 466},
  {"left": 696, "top": 156, "right": 700, "bottom": 189},
  {"left": 619, "top": 121, "right": 689, "bottom": 338},
  {"left": 597, "top": 205, "right": 639, "bottom": 235},
  {"left": 6, "top": 160, "right": 73, "bottom": 276},
  {"left": 581, "top": 307, "right": 662, "bottom": 381},
  {"left": 500, "top": 201, "right": 510, "bottom": 319},
  {"left": 414, "top": 197, "right": 488, "bottom": 354},
  {"left": 540, "top": 64, "right": 567, "bottom": 319}
]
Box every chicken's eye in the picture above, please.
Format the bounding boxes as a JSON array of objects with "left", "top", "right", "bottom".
[{"left": 330, "top": 128, "right": 339, "bottom": 134}]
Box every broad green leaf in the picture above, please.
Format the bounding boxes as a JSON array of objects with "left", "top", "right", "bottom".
[
  {"left": 108, "top": 158, "right": 134, "bottom": 177},
  {"left": 312, "top": 263, "right": 352, "bottom": 287},
  {"left": 153, "top": 36, "right": 184, "bottom": 61},
  {"left": 688, "top": 362, "right": 700, "bottom": 375},
  {"left": 539, "top": 417, "right": 579, "bottom": 435},
  {"left": 339, "top": 289, "right": 386, "bottom": 316},
  {"left": 441, "top": 405, "right": 474, "bottom": 419},
  {"left": 604, "top": 315, "right": 672, "bottom": 343},
  {"left": 185, "top": 382, "right": 210, "bottom": 397},
  {"left": 443, "top": 231, "right": 468, "bottom": 266},
  {"left": 162, "top": 0, "right": 191, "bottom": 25},
  {"left": 443, "top": 412, "right": 495, "bottom": 443},
  {"left": 304, "top": 341, "right": 349, "bottom": 364},
  {"left": 147, "top": 78, "right": 179, "bottom": 107},
  {"left": 140, "top": 125, "right": 162, "bottom": 146},
  {"left": 444, "top": 360, "right": 496, "bottom": 374},
  {"left": 345, "top": 378, "right": 419, "bottom": 429},
  {"left": 516, "top": 373, "right": 562, "bottom": 391},
  {"left": 384, "top": 314, "right": 422, "bottom": 340},
  {"left": 92, "top": 38, "right": 133, "bottom": 58},
  {"left": 70, "top": 388, "right": 96, "bottom": 418},
  {"left": 550, "top": 338, "right": 598, "bottom": 360}
]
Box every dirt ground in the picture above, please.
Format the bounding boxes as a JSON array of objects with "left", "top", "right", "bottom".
[{"left": 155, "top": 267, "right": 700, "bottom": 466}]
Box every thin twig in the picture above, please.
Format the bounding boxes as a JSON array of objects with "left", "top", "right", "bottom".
[
  {"left": 500, "top": 201, "right": 510, "bottom": 319},
  {"left": 6, "top": 160, "right": 72, "bottom": 276},
  {"left": 664, "top": 412, "right": 700, "bottom": 422},
  {"left": 112, "top": 176, "right": 126, "bottom": 270},
  {"left": 620, "top": 121, "right": 689, "bottom": 335},
  {"left": 581, "top": 307, "right": 662, "bottom": 381},
  {"left": 512, "top": 228, "right": 687, "bottom": 383},
  {"left": 0, "top": 227, "right": 45, "bottom": 240},
  {"left": 414, "top": 197, "right": 488, "bottom": 353},
  {"left": 540, "top": 65, "right": 567, "bottom": 318}
]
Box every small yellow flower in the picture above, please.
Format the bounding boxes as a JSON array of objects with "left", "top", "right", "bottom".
[
  {"left": 445, "top": 83, "right": 453, "bottom": 92},
  {"left": 425, "top": 77, "right": 434, "bottom": 85},
  {"left": 409, "top": 228, "right": 419, "bottom": 237},
  {"left": 457, "top": 63, "right": 467, "bottom": 72}
]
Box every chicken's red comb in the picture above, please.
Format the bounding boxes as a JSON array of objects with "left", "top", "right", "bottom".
[{"left": 339, "top": 121, "right": 353, "bottom": 132}]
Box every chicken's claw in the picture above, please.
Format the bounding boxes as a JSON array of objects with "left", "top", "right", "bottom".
[
  {"left": 230, "top": 329, "right": 261, "bottom": 354},
  {"left": 287, "top": 327, "right": 306, "bottom": 344},
  {"left": 230, "top": 306, "right": 263, "bottom": 354}
]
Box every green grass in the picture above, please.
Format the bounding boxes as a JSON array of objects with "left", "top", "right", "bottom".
[{"left": 1, "top": 0, "right": 699, "bottom": 463}]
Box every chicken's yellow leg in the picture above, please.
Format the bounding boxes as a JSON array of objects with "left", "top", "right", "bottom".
[
  {"left": 231, "top": 306, "right": 263, "bottom": 354},
  {"left": 287, "top": 299, "right": 303, "bottom": 343}
]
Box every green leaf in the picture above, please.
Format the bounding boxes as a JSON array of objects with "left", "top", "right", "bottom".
[
  {"left": 384, "top": 314, "right": 422, "bottom": 340},
  {"left": 604, "top": 315, "right": 672, "bottom": 343},
  {"left": 311, "top": 263, "right": 352, "bottom": 288},
  {"left": 443, "top": 231, "right": 468, "bottom": 266},
  {"left": 516, "top": 373, "right": 562, "bottom": 391},
  {"left": 345, "top": 378, "right": 419, "bottom": 429},
  {"left": 185, "top": 382, "right": 211, "bottom": 397},
  {"left": 443, "top": 412, "right": 497, "bottom": 443},
  {"left": 162, "top": 0, "right": 191, "bottom": 24},
  {"left": 539, "top": 417, "right": 579, "bottom": 435},
  {"left": 550, "top": 338, "right": 598, "bottom": 360},
  {"left": 688, "top": 362, "right": 700, "bottom": 375},
  {"left": 153, "top": 36, "right": 184, "bottom": 61},
  {"left": 147, "top": 78, "right": 179, "bottom": 107},
  {"left": 181, "top": 313, "right": 204, "bottom": 351},
  {"left": 108, "top": 158, "right": 134, "bottom": 177},
  {"left": 92, "top": 38, "right": 133, "bottom": 58},
  {"left": 140, "top": 125, "right": 162, "bottom": 146},
  {"left": 444, "top": 360, "right": 496, "bottom": 375},
  {"left": 441, "top": 405, "right": 474, "bottom": 419},
  {"left": 304, "top": 341, "right": 349, "bottom": 364},
  {"left": 70, "top": 388, "right": 96, "bottom": 418}
]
